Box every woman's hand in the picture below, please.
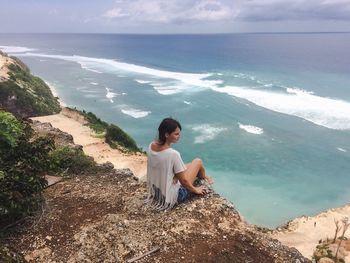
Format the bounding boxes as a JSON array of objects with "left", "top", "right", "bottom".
[{"left": 194, "top": 185, "right": 208, "bottom": 195}]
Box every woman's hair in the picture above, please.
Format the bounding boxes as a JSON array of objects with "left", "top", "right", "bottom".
[{"left": 157, "top": 117, "right": 182, "bottom": 145}]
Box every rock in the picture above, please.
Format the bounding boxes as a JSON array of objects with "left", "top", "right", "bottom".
[
  {"left": 31, "top": 120, "right": 75, "bottom": 147},
  {"left": 115, "top": 168, "right": 134, "bottom": 178},
  {"left": 98, "top": 161, "right": 114, "bottom": 171}
]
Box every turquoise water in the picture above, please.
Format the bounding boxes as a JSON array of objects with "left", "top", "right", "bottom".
[{"left": 1, "top": 33, "right": 350, "bottom": 227}]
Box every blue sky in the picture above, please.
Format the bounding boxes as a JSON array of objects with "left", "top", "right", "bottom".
[{"left": 1, "top": 0, "right": 350, "bottom": 33}]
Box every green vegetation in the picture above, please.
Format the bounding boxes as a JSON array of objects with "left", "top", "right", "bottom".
[
  {"left": 0, "top": 59, "right": 60, "bottom": 117},
  {"left": 78, "top": 109, "right": 109, "bottom": 134},
  {"left": 0, "top": 111, "right": 25, "bottom": 147},
  {"left": 49, "top": 146, "right": 96, "bottom": 175},
  {"left": 0, "top": 111, "right": 53, "bottom": 226},
  {"left": 0, "top": 111, "right": 99, "bottom": 228},
  {"left": 106, "top": 124, "right": 140, "bottom": 152}
]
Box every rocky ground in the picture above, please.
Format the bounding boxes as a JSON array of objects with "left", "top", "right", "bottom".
[
  {"left": 3, "top": 171, "right": 309, "bottom": 263},
  {"left": 1, "top": 121, "right": 311, "bottom": 263}
]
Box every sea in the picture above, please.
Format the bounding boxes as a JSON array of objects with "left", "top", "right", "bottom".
[{"left": 1, "top": 33, "right": 350, "bottom": 228}]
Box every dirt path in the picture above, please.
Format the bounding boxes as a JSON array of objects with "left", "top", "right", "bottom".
[{"left": 31, "top": 108, "right": 147, "bottom": 179}]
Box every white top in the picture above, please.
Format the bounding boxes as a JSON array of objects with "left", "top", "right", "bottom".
[{"left": 146, "top": 143, "right": 186, "bottom": 209}]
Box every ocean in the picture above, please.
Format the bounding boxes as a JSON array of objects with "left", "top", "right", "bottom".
[{"left": 1, "top": 33, "right": 350, "bottom": 228}]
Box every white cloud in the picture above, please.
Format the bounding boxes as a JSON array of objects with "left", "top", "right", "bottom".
[
  {"left": 103, "top": 8, "right": 129, "bottom": 18},
  {"left": 236, "top": 0, "right": 350, "bottom": 21},
  {"left": 102, "top": 0, "right": 236, "bottom": 23}
]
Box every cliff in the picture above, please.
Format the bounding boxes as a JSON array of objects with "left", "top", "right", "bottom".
[{"left": 0, "top": 51, "right": 60, "bottom": 118}]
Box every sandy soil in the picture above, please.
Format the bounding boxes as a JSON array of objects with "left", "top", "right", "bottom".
[
  {"left": 271, "top": 204, "right": 350, "bottom": 261},
  {"left": 0, "top": 54, "right": 11, "bottom": 79},
  {"left": 31, "top": 108, "right": 147, "bottom": 179}
]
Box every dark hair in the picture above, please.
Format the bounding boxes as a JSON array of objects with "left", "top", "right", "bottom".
[{"left": 157, "top": 118, "right": 182, "bottom": 145}]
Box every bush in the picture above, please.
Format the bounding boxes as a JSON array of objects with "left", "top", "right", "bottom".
[
  {"left": 0, "top": 60, "right": 60, "bottom": 118},
  {"left": 49, "top": 146, "right": 96, "bottom": 175},
  {"left": 106, "top": 124, "right": 140, "bottom": 152},
  {"left": 0, "top": 112, "right": 54, "bottom": 227},
  {"left": 0, "top": 111, "right": 24, "bottom": 148}
]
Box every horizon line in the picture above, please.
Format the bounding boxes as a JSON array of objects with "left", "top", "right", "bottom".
[{"left": 0, "top": 31, "right": 350, "bottom": 35}]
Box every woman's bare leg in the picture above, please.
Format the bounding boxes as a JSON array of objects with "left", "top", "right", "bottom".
[{"left": 185, "top": 158, "right": 213, "bottom": 185}]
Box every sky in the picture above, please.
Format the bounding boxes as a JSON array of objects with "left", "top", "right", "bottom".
[{"left": 1, "top": 0, "right": 350, "bottom": 33}]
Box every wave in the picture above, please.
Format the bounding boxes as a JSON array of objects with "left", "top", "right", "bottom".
[
  {"left": 121, "top": 108, "right": 151, "bottom": 118},
  {"left": 17, "top": 52, "right": 218, "bottom": 91},
  {"left": 9, "top": 46, "right": 350, "bottom": 131},
  {"left": 184, "top": 100, "right": 192, "bottom": 105},
  {"left": 0, "top": 45, "right": 36, "bottom": 53},
  {"left": 337, "top": 147, "right": 347, "bottom": 153},
  {"left": 89, "top": 82, "right": 98, "bottom": 85},
  {"left": 192, "top": 124, "right": 227, "bottom": 144},
  {"left": 238, "top": 123, "right": 264, "bottom": 135},
  {"left": 212, "top": 86, "right": 350, "bottom": 130},
  {"left": 105, "top": 88, "right": 118, "bottom": 103},
  {"left": 135, "top": 79, "right": 151, "bottom": 84},
  {"left": 286, "top": 87, "right": 314, "bottom": 95}
]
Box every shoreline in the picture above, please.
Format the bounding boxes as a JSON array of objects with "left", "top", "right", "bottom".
[{"left": 44, "top": 81, "right": 67, "bottom": 107}]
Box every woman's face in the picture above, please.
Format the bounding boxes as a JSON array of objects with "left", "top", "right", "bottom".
[{"left": 167, "top": 127, "right": 181, "bottom": 144}]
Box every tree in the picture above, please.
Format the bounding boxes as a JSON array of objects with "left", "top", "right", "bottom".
[{"left": 333, "top": 219, "right": 342, "bottom": 243}]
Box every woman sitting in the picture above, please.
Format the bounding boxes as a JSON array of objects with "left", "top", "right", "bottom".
[{"left": 146, "top": 117, "right": 213, "bottom": 209}]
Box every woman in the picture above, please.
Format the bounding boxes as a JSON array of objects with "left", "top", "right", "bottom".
[{"left": 146, "top": 117, "right": 213, "bottom": 209}]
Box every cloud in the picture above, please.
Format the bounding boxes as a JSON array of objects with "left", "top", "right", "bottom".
[
  {"left": 236, "top": 0, "right": 350, "bottom": 21},
  {"left": 102, "top": 0, "right": 236, "bottom": 23},
  {"left": 103, "top": 0, "right": 350, "bottom": 23},
  {"left": 103, "top": 8, "right": 129, "bottom": 18}
]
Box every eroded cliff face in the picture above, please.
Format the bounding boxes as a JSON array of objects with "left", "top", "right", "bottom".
[{"left": 0, "top": 52, "right": 60, "bottom": 118}]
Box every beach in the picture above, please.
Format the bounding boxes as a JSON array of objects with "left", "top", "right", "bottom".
[{"left": 272, "top": 204, "right": 350, "bottom": 261}]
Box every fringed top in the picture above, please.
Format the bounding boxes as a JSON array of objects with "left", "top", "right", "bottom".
[{"left": 146, "top": 143, "right": 186, "bottom": 210}]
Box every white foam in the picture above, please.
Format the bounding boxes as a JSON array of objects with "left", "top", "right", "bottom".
[
  {"left": 0, "top": 45, "right": 36, "bottom": 53},
  {"left": 286, "top": 87, "right": 314, "bottom": 95},
  {"left": 238, "top": 122, "right": 264, "bottom": 135},
  {"left": 17, "top": 52, "right": 219, "bottom": 93},
  {"left": 121, "top": 108, "right": 151, "bottom": 118},
  {"left": 337, "top": 147, "right": 347, "bottom": 152},
  {"left": 184, "top": 100, "right": 192, "bottom": 105},
  {"left": 192, "top": 124, "right": 227, "bottom": 144},
  {"left": 212, "top": 86, "right": 350, "bottom": 130},
  {"left": 89, "top": 82, "right": 98, "bottom": 85},
  {"left": 135, "top": 79, "right": 151, "bottom": 84},
  {"left": 105, "top": 88, "right": 118, "bottom": 103}
]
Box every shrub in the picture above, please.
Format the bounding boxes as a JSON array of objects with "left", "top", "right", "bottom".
[
  {"left": 49, "top": 146, "right": 96, "bottom": 175},
  {"left": 0, "top": 112, "right": 54, "bottom": 227},
  {"left": 0, "top": 60, "right": 60, "bottom": 118},
  {"left": 0, "top": 111, "right": 24, "bottom": 148},
  {"left": 106, "top": 124, "right": 140, "bottom": 152}
]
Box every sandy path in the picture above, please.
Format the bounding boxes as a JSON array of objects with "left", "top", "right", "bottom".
[
  {"left": 271, "top": 204, "right": 350, "bottom": 261},
  {"left": 31, "top": 108, "right": 147, "bottom": 179}
]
